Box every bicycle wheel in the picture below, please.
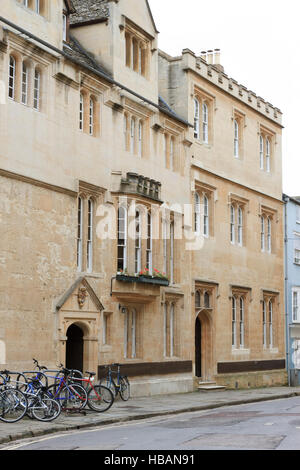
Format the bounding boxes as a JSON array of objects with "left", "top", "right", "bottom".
[
  {"left": 59, "top": 384, "right": 88, "bottom": 410},
  {"left": 99, "top": 378, "right": 117, "bottom": 397},
  {"left": 31, "top": 394, "right": 61, "bottom": 422},
  {"left": 87, "top": 385, "right": 114, "bottom": 412},
  {"left": 0, "top": 389, "right": 28, "bottom": 423},
  {"left": 119, "top": 377, "right": 130, "bottom": 401}
]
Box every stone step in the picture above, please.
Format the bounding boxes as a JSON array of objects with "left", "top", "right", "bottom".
[{"left": 197, "top": 381, "right": 226, "bottom": 391}]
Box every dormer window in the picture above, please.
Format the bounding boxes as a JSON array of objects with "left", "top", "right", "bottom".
[
  {"left": 18, "top": 0, "right": 48, "bottom": 17},
  {"left": 125, "top": 22, "right": 150, "bottom": 79}
]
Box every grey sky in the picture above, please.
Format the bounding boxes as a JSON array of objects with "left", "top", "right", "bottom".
[{"left": 149, "top": 0, "right": 298, "bottom": 196}]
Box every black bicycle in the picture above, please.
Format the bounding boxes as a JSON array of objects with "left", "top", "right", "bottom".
[{"left": 99, "top": 363, "right": 130, "bottom": 401}]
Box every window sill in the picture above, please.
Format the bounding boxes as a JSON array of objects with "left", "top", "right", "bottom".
[
  {"left": 99, "top": 345, "right": 112, "bottom": 353},
  {"left": 231, "top": 348, "right": 250, "bottom": 355},
  {"left": 194, "top": 140, "right": 212, "bottom": 149}
]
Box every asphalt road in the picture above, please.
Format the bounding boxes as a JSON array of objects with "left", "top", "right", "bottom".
[{"left": 3, "top": 396, "right": 300, "bottom": 451}]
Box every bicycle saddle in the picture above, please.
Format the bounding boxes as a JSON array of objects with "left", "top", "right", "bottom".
[{"left": 85, "top": 371, "right": 96, "bottom": 376}]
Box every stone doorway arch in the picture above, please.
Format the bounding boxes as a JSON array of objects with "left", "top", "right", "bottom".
[
  {"left": 66, "top": 324, "right": 84, "bottom": 372},
  {"left": 56, "top": 277, "right": 104, "bottom": 375},
  {"left": 195, "top": 309, "right": 213, "bottom": 381}
]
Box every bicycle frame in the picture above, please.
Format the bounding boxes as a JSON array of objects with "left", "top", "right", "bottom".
[{"left": 46, "top": 373, "right": 86, "bottom": 405}]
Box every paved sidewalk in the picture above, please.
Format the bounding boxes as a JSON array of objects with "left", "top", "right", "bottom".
[{"left": 1, "top": 386, "right": 300, "bottom": 446}]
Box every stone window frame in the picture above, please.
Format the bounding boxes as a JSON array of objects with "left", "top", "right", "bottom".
[
  {"left": 8, "top": 50, "right": 44, "bottom": 112},
  {"left": 163, "top": 298, "right": 179, "bottom": 359},
  {"left": 259, "top": 125, "right": 275, "bottom": 173},
  {"left": 162, "top": 212, "right": 176, "bottom": 285},
  {"left": 261, "top": 291, "right": 279, "bottom": 350},
  {"left": 228, "top": 194, "right": 249, "bottom": 247},
  {"left": 163, "top": 132, "right": 178, "bottom": 171},
  {"left": 259, "top": 204, "right": 277, "bottom": 254},
  {"left": 116, "top": 196, "right": 159, "bottom": 277},
  {"left": 124, "top": 20, "right": 151, "bottom": 79},
  {"left": 78, "top": 88, "right": 100, "bottom": 137},
  {"left": 193, "top": 86, "right": 215, "bottom": 146},
  {"left": 194, "top": 285, "right": 214, "bottom": 311},
  {"left": 17, "top": 0, "right": 49, "bottom": 18},
  {"left": 123, "top": 307, "right": 143, "bottom": 360},
  {"left": 194, "top": 181, "right": 216, "bottom": 238},
  {"left": 123, "top": 102, "right": 149, "bottom": 158},
  {"left": 230, "top": 286, "right": 251, "bottom": 351},
  {"left": 77, "top": 182, "right": 104, "bottom": 274},
  {"left": 232, "top": 108, "right": 246, "bottom": 160}
]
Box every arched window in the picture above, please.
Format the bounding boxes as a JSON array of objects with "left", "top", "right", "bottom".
[
  {"left": 230, "top": 205, "right": 235, "bottom": 243},
  {"left": 118, "top": 206, "right": 127, "bottom": 272},
  {"left": 125, "top": 33, "right": 131, "bottom": 68},
  {"left": 89, "top": 97, "right": 94, "bottom": 135},
  {"left": 194, "top": 192, "right": 200, "bottom": 233},
  {"left": 163, "top": 303, "right": 168, "bottom": 357},
  {"left": 234, "top": 120, "right": 239, "bottom": 158},
  {"left": 262, "top": 300, "right": 267, "bottom": 347},
  {"left": 33, "top": 68, "right": 41, "bottom": 110},
  {"left": 237, "top": 206, "right": 243, "bottom": 246},
  {"left": 195, "top": 290, "right": 201, "bottom": 308},
  {"left": 202, "top": 102, "right": 208, "bottom": 143},
  {"left": 170, "top": 137, "right": 174, "bottom": 171},
  {"left": 124, "top": 308, "right": 137, "bottom": 359},
  {"left": 21, "top": 61, "right": 28, "bottom": 105},
  {"left": 130, "top": 117, "right": 135, "bottom": 154},
  {"left": 164, "top": 133, "right": 168, "bottom": 167},
  {"left": 203, "top": 194, "right": 209, "bottom": 236},
  {"left": 204, "top": 292, "right": 210, "bottom": 308},
  {"left": 170, "top": 221, "right": 174, "bottom": 284},
  {"left": 123, "top": 113, "right": 128, "bottom": 150},
  {"left": 77, "top": 197, "right": 83, "bottom": 271},
  {"left": 260, "top": 135, "right": 264, "bottom": 170},
  {"left": 146, "top": 211, "right": 152, "bottom": 274},
  {"left": 239, "top": 297, "right": 244, "bottom": 347},
  {"left": 170, "top": 303, "right": 175, "bottom": 357},
  {"left": 267, "top": 216, "right": 272, "bottom": 253},
  {"left": 269, "top": 300, "right": 273, "bottom": 348},
  {"left": 266, "top": 138, "right": 271, "bottom": 172},
  {"left": 8, "top": 55, "right": 16, "bottom": 100},
  {"left": 135, "top": 210, "right": 141, "bottom": 274},
  {"left": 79, "top": 93, "right": 84, "bottom": 131},
  {"left": 261, "top": 216, "right": 265, "bottom": 251},
  {"left": 87, "top": 199, "right": 93, "bottom": 272},
  {"left": 138, "top": 120, "right": 143, "bottom": 157},
  {"left": 194, "top": 98, "right": 200, "bottom": 139},
  {"left": 232, "top": 297, "right": 237, "bottom": 347}
]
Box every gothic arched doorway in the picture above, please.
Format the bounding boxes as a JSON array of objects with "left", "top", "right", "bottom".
[
  {"left": 195, "top": 317, "right": 202, "bottom": 377},
  {"left": 195, "top": 311, "right": 213, "bottom": 380},
  {"left": 66, "top": 324, "right": 84, "bottom": 372}
]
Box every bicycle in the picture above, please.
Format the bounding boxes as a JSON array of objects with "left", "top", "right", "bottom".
[
  {"left": 22, "top": 377, "right": 61, "bottom": 422},
  {"left": 0, "top": 372, "right": 28, "bottom": 423},
  {"left": 99, "top": 363, "right": 130, "bottom": 401},
  {"left": 68, "top": 370, "right": 114, "bottom": 412},
  {"left": 45, "top": 367, "right": 88, "bottom": 411}
]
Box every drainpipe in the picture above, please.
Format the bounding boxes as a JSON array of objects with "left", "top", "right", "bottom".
[{"left": 283, "top": 195, "right": 291, "bottom": 386}]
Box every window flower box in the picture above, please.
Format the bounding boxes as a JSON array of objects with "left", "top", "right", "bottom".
[{"left": 116, "top": 272, "right": 169, "bottom": 287}]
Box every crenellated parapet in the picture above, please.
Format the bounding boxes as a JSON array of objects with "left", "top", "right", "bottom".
[{"left": 159, "top": 48, "right": 282, "bottom": 126}]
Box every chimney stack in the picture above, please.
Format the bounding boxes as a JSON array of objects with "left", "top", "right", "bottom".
[
  {"left": 207, "top": 50, "right": 213, "bottom": 64},
  {"left": 214, "top": 49, "right": 220, "bottom": 65}
]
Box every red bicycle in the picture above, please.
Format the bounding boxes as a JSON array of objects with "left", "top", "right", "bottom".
[{"left": 68, "top": 370, "right": 114, "bottom": 412}]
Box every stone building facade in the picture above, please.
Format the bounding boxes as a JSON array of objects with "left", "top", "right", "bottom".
[{"left": 0, "top": 0, "right": 287, "bottom": 396}]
